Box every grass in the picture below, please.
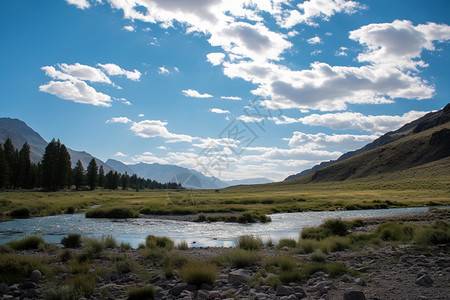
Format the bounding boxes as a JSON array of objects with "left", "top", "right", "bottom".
[
  {"left": 145, "top": 235, "right": 174, "bottom": 250},
  {"left": 61, "top": 233, "right": 82, "bottom": 248},
  {"left": 179, "top": 261, "right": 217, "bottom": 286},
  {"left": 85, "top": 207, "right": 139, "bottom": 219},
  {"left": 220, "top": 248, "right": 261, "bottom": 268},
  {"left": 276, "top": 238, "right": 297, "bottom": 249},
  {"left": 0, "top": 254, "right": 46, "bottom": 284},
  {"left": 236, "top": 235, "right": 263, "bottom": 250},
  {"left": 8, "top": 236, "right": 45, "bottom": 251},
  {"left": 127, "top": 286, "right": 155, "bottom": 300}
]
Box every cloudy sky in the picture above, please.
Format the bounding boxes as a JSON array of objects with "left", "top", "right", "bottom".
[{"left": 1, "top": 0, "right": 449, "bottom": 181}]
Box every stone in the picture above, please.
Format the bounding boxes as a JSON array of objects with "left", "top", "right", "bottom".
[
  {"left": 30, "top": 270, "right": 42, "bottom": 283},
  {"left": 107, "top": 272, "right": 120, "bottom": 282},
  {"left": 293, "top": 286, "right": 307, "bottom": 298},
  {"left": 276, "top": 285, "right": 294, "bottom": 296},
  {"left": 341, "top": 274, "right": 354, "bottom": 283},
  {"left": 254, "top": 293, "right": 268, "bottom": 300},
  {"left": 417, "top": 269, "right": 428, "bottom": 278},
  {"left": 150, "top": 274, "right": 166, "bottom": 284},
  {"left": 208, "top": 290, "right": 220, "bottom": 299},
  {"left": 21, "top": 281, "right": 36, "bottom": 290},
  {"left": 355, "top": 278, "right": 366, "bottom": 286},
  {"left": 343, "top": 291, "right": 366, "bottom": 300},
  {"left": 228, "top": 269, "right": 251, "bottom": 284},
  {"left": 415, "top": 274, "right": 433, "bottom": 287},
  {"left": 197, "top": 290, "right": 209, "bottom": 299},
  {"left": 200, "top": 283, "right": 213, "bottom": 291}
]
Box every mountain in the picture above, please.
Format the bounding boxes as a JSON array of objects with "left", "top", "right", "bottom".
[
  {"left": 0, "top": 117, "right": 114, "bottom": 173},
  {"left": 225, "top": 178, "right": 273, "bottom": 186},
  {"left": 285, "top": 103, "right": 450, "bottom": 181},
  {"left": 285, "top": 103, "right": 450, "bottom": 183},
  {"left": 105, "top": 159, "right": 135, "bottom": 175}
]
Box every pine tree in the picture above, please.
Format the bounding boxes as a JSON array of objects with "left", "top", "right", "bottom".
[
  {"left": 58, "top": 144, "right": 71, "bottom": 189},
  {"left": 18, "top": 142, "right": 31, "bottom": 188},
  {"left": 98, "top": 165, "right": 104, "bottom": 188},
  {"left": 73, "top": 160, "right": 85, "bottom": 190},
  {"left": 0, "top": 143, "right": 8, "bottom": 188},
  {"left": 42, "top": 139, "right": 71, "bottom": 191},
  {"left": 86, "top": 158, "right": 98, "bottom": 190},
  {"left": 3, "top": 138, "right": 16, "bottom": 188}
]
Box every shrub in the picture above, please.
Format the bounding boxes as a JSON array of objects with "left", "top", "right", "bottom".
[
  {"left": 375, "top": 222, "right": 414, "bottom": 242},
  {"left": 127, "top": 286, "right": 155, "bottom": 300},
  {"left": 66, "top": 273, "right": 96, "bottom": 297},
  {"left": 179, "top": 261, "right": 216, "bottom": 286},
  {"left": 301, "top": 218, "right": 350, "bottom": 240},
  {"left": 265, "top": 238, "right": 274, "bottom": 247},
  {"left": 278, "top": 255, "right": 297, "bottom": 272},
  {"left": 299, "top": 262, "right": 355, "bottom": 280},
  {"left": 322, "top": 218, "right": 349, "bottom": 236},
  {"left": 0, "top": 244, "right": 13, "bottom": 253},
  {"left": 84, "top": 237, "right": 104, "bottom": 255},
  {"left": 65, "top": 207, "right": 76, "bottom": 214},
  {"left": 310, "top": 251, "right": 326, "bottom": 263},
  {"left": 9, "top": 236, "right": 44, "bottom": 251},
  {"left": 279, "top": 271, "right": 302, "bottom": 284},
  {"left": 116, "top": 259, "right": 134, "bottom": 275},
  {"left": 102, "top": 235, "right": 117, "bottom": 249},
  {"left": 0, "top": 254, "right": 44, "bottom": 284},
  {"left": 319, "top": 236, "right": 351, "bottom": 253},
  {"left": 60, "top": 249, "right": 73, "bottom": 262},
  {"left": 277, "top": 238, "right": 297, "bottom": 249},
  {"left": 61, "top": 233, "right": 82, "bottom": 248},
  {"left": 145, "top": 235, "right": 174, "bottom": 250},
  {"left": 177, "top": 241, "right": 189, "bottom": 250},
  {"left": 141, "top": 247, "right": 164, "bottom": 260},
  {"left": 414, "top": 220, "right": 450, "bottom": 245},
  {"left": 85, "top": 207, "right": 139, "bottom": 219},
  {"left": 162, "top": 250, "right": 189, "bottom": 269},
  {"left": 296, "top": 239, "right": 319, "bottom": 254},
  {"left": 224, "top": 248, "right": 260, "bottom": 268},
  {"left": 10, "top": 207, "right": 30, "bottom": 218},
  {"left": 237, "top": 212, "right": 271, "bottom": 223},
  {"left": 237, "top": 235, "right": 263, "bottom": 250},
  {"left": 69, "top": 259, "right": 90, "bottom": 274},
  {"left": 120, "top": 242, "right": 132, "bottom": 251}
]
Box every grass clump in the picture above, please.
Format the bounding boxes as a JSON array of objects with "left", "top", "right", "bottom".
[
  {"left": 146, "top": 235, "right": 174, "bottom": 250},
  {"left": 8, "top": 236, "right": 44, "bottom": 251},
  {"left": 237, "top": 212, "right": 271, "bottom": 223},
  {"left": 223, "top": 248, "right": 260, "bottom": 268},
  {"left": 301, "top": 218, "right": 350, "bottom": 240},
  {"left": 277, "top": 238, "right": 297, "bottom": 249},
  {"left": 374, "top": 222, "right": 414, "bottom": 242},
  {"left": 299, "top": 262, "right": 355, "bottom": 280},
  {"left": 310, "top": 251, "right": 326, "bottom": 262},
  {"left": 120, "top": 242, "right": 132, "bottom": 251},
  {"left": 415, "top": 220, "right": 450, "bottom": 245},
  {"left": 319, "top": 236, "right": 351, "bottom": 253},
  {"left": 43, "top": 284, "right": 84, "bottom": 300},
  {"left": 65, "top": 273, "right": 96, "bottom": 297},
  {"left": 177, "top": 241, "right": 189, "bottom": 250},
  {"left": 61, "top": 233, "right": 82, "bottom": 248},
  {"left": 83, "top": 237, "right": 104, "bottom": 255},
  {"left": 179, "top": 261, "right": 217, "bottom": 286},
  {"left": 101, "top": 235, "right": 117, "bottom": 249},
  {"left": 127, "top": 286, "right": 155, "bottom": 300},
  {"left": 9, "top": 207, "right": 30, "bottom": 218},
  {"left": 85, "top": 207, "right": 139, "bottom": 219},
  {"left": 237, "top": 235, "right": 263, "bottom": 250},
  {"left": 0, "top": 254, "right": 45, "bottom": 284},
  {"left": 296, "top": 239, "right": 319, "bottom": 254}
]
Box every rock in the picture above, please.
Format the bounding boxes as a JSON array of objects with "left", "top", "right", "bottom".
[
  {"left": 415, "top": 274, "right": 433, "bottom": 287},
  {"left": 197, "top": 290, "right": 209, "bottom": 299},
  {"left": 341, "top": 274, "right": 354, "bottom": 283},
  {"left": 150, "top": 274, "right": 166, "bottom": 284},
  {"left": 293, "top": 286, "right": 307, "bottom": 298},
  {"left": 21, "top": 281, "right": 36, "bottom": 290},
  {"left": 343, "top": 290, "right": 366, "bottom": 300},
  {"left": 30, "top": 270, "right": 42, "bottom": 283},
  {"left": 228, "top": 269, "right": 251, "bottom": 284},
  {"left": 308, "top": 281, "right": 336, "bottom": 296},
  {"left": 208, "top": 290, "right": 220, "bottom": 299},
  {"left": 21, "top": 289, "right": 39, "bottom": 299},
  {"left": 171, "top": 284, "right": 196, "bottom": 297},
  {"left": 355, "top": 278, "right": 366, "bottom": 286},
  {"left": 200, "top": 283, "right": 213, "bottom": 291},
  {"left": 107, "top": 272, "right": 120, "bottom": 282},
  {"left": 417, "top": 269, "right": 428, "bottom": 278},
  {"left": 276, "top": 285, "right": 294, "bottom": 296}
]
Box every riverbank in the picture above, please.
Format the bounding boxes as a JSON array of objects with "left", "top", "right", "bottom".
[{"left": 1, "top": 209, "right": 448, "bottom": 299}]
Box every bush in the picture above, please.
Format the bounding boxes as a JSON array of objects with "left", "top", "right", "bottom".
[
  {"left": 120, "top": 242, "right": 132, "bottom": 251},
  {"left": 0, "top": 254, "right": 44, "bottom": 284},
  {"left": 277, "top": 238, "right": 297, "bottom": 249},
  {"left": 319, "top": 236, "right": 351, "bottom": 253},
  {"left": 145, "top": 235, "right": 174, "bottom": 250},
  {"left": 322, "top": 218, "right": 349, "bottom": 236},
  {"left": 278, "top": 255, "right": 297, "bottom": 272},
  {"left": 116, "top": 259, "right": 134, "bottom": 275},
  {"left": 414, "top": 220, "right": 450, "bottom": 245},
  {"left": 10, "top": 207, "right": 30, "bottom": 218},
  {"left": 66, "top": 273, "right": 96, "bottom": 297},
  {"left": 237, "top": 235, "right": 263, "bottom": 250},
  {"left": 61, "top": 233, "right": 82, "bottom": 248},
  {"left": 237, "top": 212, "right": 271, "bottom": 223},
  {"left": 301, "top": 218, "right": 350, "bottom": 240},
  {"left": 69, "top": 260, "right": 90, "bottom": 274},
  {"left": 177, "top": 241, "right": 189, "bottom": 250},
  {"left": 60, "top": 249, "right": 72, "bottom": 262},
  {"left": 85, "top": 207, "right": 139, "bottom": 219},
  {"left": 9, "top": 236, "right": 44, "bottom": 251},
  {"left": 84, "top": 237, "right": 104, "bottom": 255},
  {"left": 102, "top": 235, "right": 117, "bottom": 249},
  {"left": 127, "top": 286, "right": 155, "bottom": 300},
  {"left": 224, "top": 248, "right": 260, "bottom": 268},
  {"left": 179, "top": 261, "right": 216, "bottom": 286},
  {"left": 162, "top": 250, "right": 189, "bottom": 269},
  {"left": 375, "top": 222, "right": 414, "bottom": 242},
  {"left": 310, "top": 251, "right": 326, "bottom": 262},
  {"left": 299, "top": 262, "right": 353, "bottom": 279},
  {"left": 296, "top": 239, "right": 319, "bottom": 254}
]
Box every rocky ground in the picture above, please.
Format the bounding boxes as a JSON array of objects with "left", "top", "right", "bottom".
[{"left": 1, "top": 210, "right": 449, "bottom": 300}]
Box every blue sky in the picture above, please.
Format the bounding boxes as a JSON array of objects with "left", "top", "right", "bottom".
[{"left": 1, "top": 0, "right": 449, "bottom": 181}]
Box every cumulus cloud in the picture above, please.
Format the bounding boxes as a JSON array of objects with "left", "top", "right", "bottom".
[
  {"left": 158, "top": 66, "right": 170, "bottom": 75},
  {"left": 65, "top": 0, "right": 90, "bottom": 10},
  {"left": 221, "top": 96, "right": 242, "bottom": 100},
  {"left": 157, "top": 146, "right": 167, "bottom": 150},
  {"left": 123, "top": 25, "right": 135, "bottom": 31},
  {"left": 182, "top": 89, "right": 213, "bottom": 98},
  {"left": 130, "top": 120, "right": 194, "bottom": 142},
  {"left": 207, "top": 52, "right": 226, "bottom": 65},
  {"left": 299, "top": 110, "right": 429, "bottom": 134},
  {"left": 285, "top": 131, "right": 377, "bottom": 151},
  {"left": 236, "top": 115, "right": 264, "bottom": 123},
  {"left": 307, "top": 36, "right": 322, "bottom": 44},
  {"left": 209, "top": 108, "right": 230, "bottom": 114},
  {"left": 97, "top": 63, "right": 141, "bottom": 81},
  {"left": 114, "top": 152, "right": 127, "bottom": 157},
  {"left": 39, "top": 80, "right": 111, "bottom": 107},
  {"left": 55, "top": 63, "right": 111, "bottom": 84},
  {"left": 106, "top": 117, "right": 132, "bottom": 124},
  {"left": 132, "top": 152, "right": 168, "bottom": 164}
]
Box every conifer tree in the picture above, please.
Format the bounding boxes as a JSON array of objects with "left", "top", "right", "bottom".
[
  {"left": 98, "top": 165, "right": 104, "bottom": 188},
  {"left": 18, "top": 142, "right": 31, "bottom": 188},
  {"left": 86, "top": 158, "right": 98, "bottom": 190},
  {"left": 0, "top": 143, "right": 8, "bottom": 188},
  {"left": 73, "top": 160, "right": 85, "bottom": 190}
]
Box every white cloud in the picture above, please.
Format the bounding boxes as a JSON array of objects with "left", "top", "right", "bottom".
[
  {"left": 307, "top": 36, "right": 322, "bottom": 44},
  {"left": 221, "top": 96, "right": 242, "bottom": 100},
  {"left": 114, "top": 152, "right": 127, "bottom": 157},
  {"left": 207, "top": 53, "right": 226, "bottom": 66},
  {"left": 299, "top": 110, "right": 429, "bottom": 135},
  {"left": 209, "top": 108, "right": 230, "bottom": 114},
  {"left": 182, "top": 89, "right": 213, "bottom": 98},
  {"left": 130, "top": 120, "right": 194, "bottom": 142},
  {"left": 311, "top": 49, "right": 322, "bottom": 56},
  {"left": 39, "top": 80, "right": 111, "bottom": 107},
  {"left": 58, "top": 63, "right": 111, "bottom": 84},
  {"left": 138, "top": 113, "right": 145, "bottom": 117},
  {"left": 236, "top": 115, "right": 264, "bottom": 123},
  {"left": 123, "top": 25, "right": 135, "bottom": 31},
  {"left": 285, "top": 131, "right": 377, "bottom": 151},
  {"left": 158, "top": 66, "right": 170, "bottom": 75},
  {"left": 106, "top": 117, "right": 132, "bottom": 124},
  {"left": 269, "top": 115, "right": 301, "bottom": 125},
  {"left": 157, "top": 146, "right": 167, "bottom": 150},
  {"left": 65, "top": 0, "right": 90, "bottom": 10},
  {"left": 349, "top": 20, "right": 450, "bottom": 70},
  {"left": 335, "top": 46, "right": 348, "bottom": 56},
  {"left": 97, "top": 63, "right": 141, "bottom": 81},
  {"left": 132, "top": 152, "right": 168, "bottom": 164}
]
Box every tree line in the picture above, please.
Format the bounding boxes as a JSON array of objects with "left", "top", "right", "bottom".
[{"left": 0, "top": 138, "right": 182, "bottom": 191}]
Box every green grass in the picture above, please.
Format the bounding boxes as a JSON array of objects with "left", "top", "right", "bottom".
[
  {"left": 236, "top": 235, "right": 263, "bottom": 250},
  {"left": 221, "top": 248, "right": 261, "bottom": 268},
  {"left": 276, "top": 238, "right": 297, "bottom": 249},
  {"left": 179, "top": 261, "right": 217, "bottom": 286},
  {"left": 0, "top": 254, "right": 46, "bottom": 284},
  {"left": 61, "top": 233, "right": 82, "bottom": 248},
  {"left": 145, "top": 235, "right": 174, "bottom": 250},
  {"left": 8, "top": 236, "right": 45, "bottom": 251}
]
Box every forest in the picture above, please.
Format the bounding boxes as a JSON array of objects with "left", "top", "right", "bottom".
[{"left": 0, "top": 138, "right": 182, "bottom": 191}]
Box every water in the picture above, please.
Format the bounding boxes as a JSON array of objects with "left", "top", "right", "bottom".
[{"left": 0, "top": 207, "right": 434, "bottom": 248}]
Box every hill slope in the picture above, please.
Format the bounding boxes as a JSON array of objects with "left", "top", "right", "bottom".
[
  {"left": 0, "top": 118, "right": 114, "bottom": 173},
  {"left": 286, "top": 103, "right": 450, "bottom": 180}
]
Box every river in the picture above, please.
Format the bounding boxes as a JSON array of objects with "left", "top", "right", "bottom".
[{"left": 0, "top": 207, "right": 434, "bottom": 248}]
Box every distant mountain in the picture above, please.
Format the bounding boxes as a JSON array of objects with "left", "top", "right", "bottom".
[
  {"left": 105, "top": 159, "right": 135, "bottom": 175},
  {"left": 225, "top": 178, "right": 273, "bottom": 186},
  {"left": 285, "top": 104, "right": 450, "bottom": 181},
  {"left": 285, "top": 103, "right": 450, "bottom": 183},
  {"left": 0, "top": 117, "right": 114, "bottom": 173}
]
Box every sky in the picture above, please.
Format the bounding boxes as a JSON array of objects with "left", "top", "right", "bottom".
[{"left": 0, "top": 0, "right": 449, "bottom": 182}]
